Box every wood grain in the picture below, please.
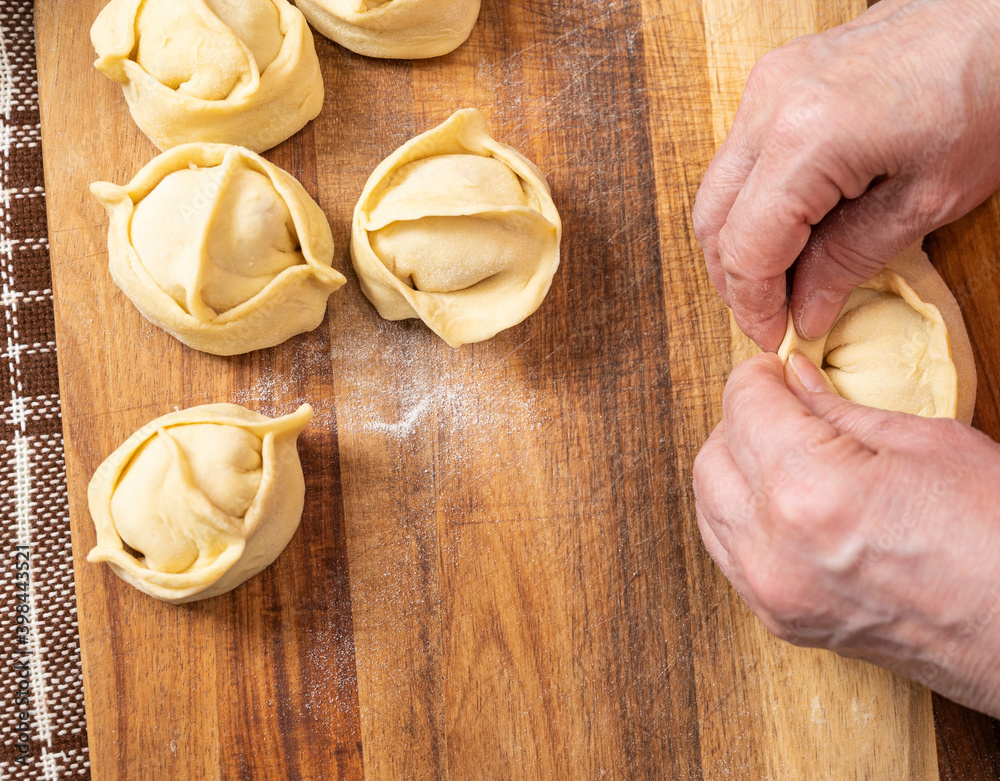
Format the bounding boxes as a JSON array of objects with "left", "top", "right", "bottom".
[
  {"left": 32, "top": 0, "right": 1000, "bottom": 778},
  {"left": 926, "top": 195, "right": 1000, "bottom": 781}
]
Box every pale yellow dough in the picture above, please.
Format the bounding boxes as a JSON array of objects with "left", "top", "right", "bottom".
[
  {"left": 296, "top": 0, "right": 481, "bottom": 59},
  {"left": 352, "top": 109, "right": 562, "bottom": 347},
  {"left": 91, "top": 0, "right": 324, "bottom": 152},
  {"left": 87, "top": 403, "right": 313, "bottom": 604},
  {"left": 91, "top": 144, "right": 346, "bottom": 356},
  {"left": 778, "top": 244, "right": 976, "bottom": 423}
]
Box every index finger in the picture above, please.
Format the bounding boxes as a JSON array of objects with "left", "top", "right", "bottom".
[
  {"left": 717, "top": 147, "right": 846, "bottom": 349},
  {"left": 722, "top": 352, "right": 844, "bottom": 488},
  {"left": 693, "top": 128, "right": 760, "bottom": 300}
]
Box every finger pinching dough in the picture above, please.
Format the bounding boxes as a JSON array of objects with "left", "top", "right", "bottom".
[
  {"left": 352, "top": 108, "right": 562, "bottom": 347},
  {"left": 778, "top": 244, "right": 976, "bottom": 423},
  {"left": 87, "top": 403, "right": 313, "bottom": 604},
  {"left": 295, "top": 0, "right": 481, "bottom": 59},
  {"left": 91, "top": 0, "right": 324, "bottom": 152},
  {"left": 91, "top": 143, "right": 346, "bottom": 356}
]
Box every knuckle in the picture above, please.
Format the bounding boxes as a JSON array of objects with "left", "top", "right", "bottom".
[
  {"left": 767, "top": 91, "right": 827, "bottom": 142},
  {"left": 825, "top": 407, "right": 905, "bottom": 444},
  {"left": 716, "top": 228, "right": 741, "bottom": 275},
  {"left": 691, "top": 196, "right": 712, "bottom": 244},
  {"left": 768, "top": 482, "right": 818, "bottom": 536},
  {"left": 770, "top": 109, "right": 843, "bottom": 180},
  {"left": 744, "top": 567, "right": 815, "bottom": 640},
  {"left": 816, "top": 234, "right": 888, "bottom": 284},
  {"left": 746, "top": 34, "right": 820, "bottom": 93},
  {"left": 692, "top": 447, "right": 713, "bottom": 497},
  {"left": 903, "top": 184, "right": 953, "bottom": 230},
  {"left": 733, "top": 299, "right": 784, "bottom": 331},
  {"left": 747, "top": 41, "right": 797, "bottom": 88},
  {"left": 767, "top": 463, "right": 851, "bottom": 547},
  {"left": 722, "top": 365, "right": 764, "bottom": 419},
  {"left": 727, "top": 351, "right": 781, "bottom": 387},
  {"left": 933, "top": 417, "right": 972, "bottom": 448},
  {"left": 717, "top": 227, "right": 766, "bottom": 283},
  {"left": 782, "top": 32, "right": 821, "bottom": 57},
  {"left": 743, "top": 57, "right": 775, "bottom": 97},
  {"left": 907, "top": 416, "right": 973, "bottom": 457},
  {"left": 721, "top": 388, "right": 749, "bottom": 432}
]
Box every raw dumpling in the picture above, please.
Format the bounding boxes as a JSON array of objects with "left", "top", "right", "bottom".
[
  {"left": 352, "top": 108, "right": 562, "bottom": 347},
  {"left": 91, "top": 143, "right": 346, "bottom": 356},
  {"left": 87, "top": 403, "right": 313, "bottom": 604},
  {"left": 91, "top": 0, "right": 324, "bottom": 152},
  {"left": 778, "top": 244, "right": 976, "bottom": 423},
  {"left": 296, "top": 0, "right": 480, "bottom": 59}
]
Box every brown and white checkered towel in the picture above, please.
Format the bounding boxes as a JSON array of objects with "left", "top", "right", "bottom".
[{"left": 0, "top": 3, "right": 90, "bottom": 778}]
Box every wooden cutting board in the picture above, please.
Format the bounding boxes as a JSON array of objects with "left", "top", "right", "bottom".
[{"left": 33, "top": 0, "right": 1000, "bottom": 778}]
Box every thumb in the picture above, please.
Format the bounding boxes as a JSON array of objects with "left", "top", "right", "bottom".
[
  {"left": 783, "top": 350, "right": 910, "bottom": 451},
  {"left": 789, "top": 178, "right": 929, "bottom": 341}
]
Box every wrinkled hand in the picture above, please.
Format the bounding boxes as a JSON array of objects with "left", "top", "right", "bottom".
[
  {"left": 693, "top": 0, "right": 1000, "bottom": 350},
  {"left": 694, "top": 352, "right": 1000, "bottom": 717}
]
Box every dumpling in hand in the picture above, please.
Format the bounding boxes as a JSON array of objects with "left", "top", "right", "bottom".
[
  {"left": 352, "top": 109, "right": 562, "bottom": 347},
  {"left": 778, "top": 244, "right": 976, "bottom": 423},
  {"left": 295, "top": 0, "right": 481, "bottom": 59},
  {"left": 91, "top": 143, "right": 346, "bottom": 356},
  {"left": 91, "top": 0, "right": 324, "bottom": 152},
  {"left": 87, "top": 403, "right": 313, "bottom": 604}
]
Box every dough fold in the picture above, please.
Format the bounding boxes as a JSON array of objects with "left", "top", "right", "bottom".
[
  {"left": 778, "top": 245, "right": 976, "bottom": 423},
  {"left": 352, "top": 108, "right": 562, "bottom": 347},
  {"left": 91, "top": 0, "right": 324, "bottom": 152},
  {"left": 91, "top": 143, "right": 346, "bottom": 356},
  {"left": 296, "top": 0, "right": 481, "bottom": 59},
  {"left": 87, "top": 403, "right": 313, "bottom": 604}
]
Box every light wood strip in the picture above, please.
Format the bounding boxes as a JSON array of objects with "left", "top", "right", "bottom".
[{"left": 696, "top": 0, "right": 939, "bottom": 776}]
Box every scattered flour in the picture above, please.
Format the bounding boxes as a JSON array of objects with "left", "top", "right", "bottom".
[{"left": 225, "top": 316, "right": 549, "bottom": 450}]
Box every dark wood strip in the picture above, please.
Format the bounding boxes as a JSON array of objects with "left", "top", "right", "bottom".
[{"left": 927, "top": 199, "right": 1000, "bottom": 780}]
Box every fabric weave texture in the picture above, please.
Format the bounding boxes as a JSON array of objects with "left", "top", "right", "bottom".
[{"left": 0, "top": 3, "right": 90, "bottom": 778}]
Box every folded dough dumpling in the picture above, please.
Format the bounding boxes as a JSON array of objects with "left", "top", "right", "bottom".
[
  {"left": 778, "top": 244, "right": 976, "bottom": 423},
  {"left": 91, "top": 0, "right": 324, "bottom": 152},
  {"left": 88, "top": 403, "right": 313, "bottom": 604},
  {"left": 352, "top": 109, "right": 562, "bottom": 347},
  {"left": 91, "top": 144, "right": 346, "bottom": 355},
  {"left": 296, "top": 0, "right": 481, "bottom": 59}
]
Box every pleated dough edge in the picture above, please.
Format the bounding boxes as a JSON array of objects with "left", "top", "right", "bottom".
[
  {"left": 91, "top": 0, "right": 324, "bottom": 152},
  {"left": 91, "top": 144, "right": 346, "bottom": 356},
  {"left": 350, "top": 108, "right": 562, "bottom": 348},
  {"left": 295, "top": 0, "right": 482, "bottom": 59},
  {"left": 87, "top": 403, "right": 312, "bottom": 604},
  {"left": 776, "top": 241, "right": 976, "bottom": 425},
  {"left": 886, "top": 243, "right": 977, "bottom": 425}
]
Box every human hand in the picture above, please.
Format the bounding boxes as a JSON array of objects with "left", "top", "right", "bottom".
[
  {"left": 693, "top": 0, "right": 1000, "bottom": 350},
  {"left": 694, "top": 351, "right": 1000, "bottom": 717}
]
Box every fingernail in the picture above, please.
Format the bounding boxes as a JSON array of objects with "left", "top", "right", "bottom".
[
  {"left": 788, "top": 350, "right": 831, "bottom": 393},
  {"left": 799, "top": 290, "right": 848, "bottom": 341}
]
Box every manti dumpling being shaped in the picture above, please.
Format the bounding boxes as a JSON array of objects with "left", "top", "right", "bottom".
[
  {"left": 91, "top": 144, "right": 346, "bottom": 355},
  {"left": 88, "top": 403, "right": 313, "bottom": 604},
  {"left": 778, "top": 244, "right": 976, "bottom": 423},
  {"left": 296, "top": 0, "right": 481, "bottom": 59},
  {"left": 91, "top": 0, "right": 324, "bottom": 152},
  {"left": 352, "top": 109, "right": 562, "bottom": 347}
]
